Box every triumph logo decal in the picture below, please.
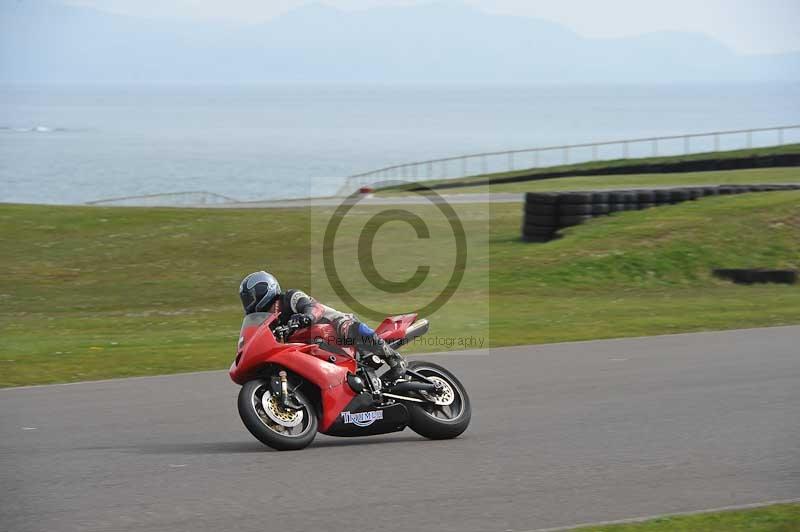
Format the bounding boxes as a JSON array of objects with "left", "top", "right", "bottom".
[{"left": 341, "top": 410, "right": 384, "bottom": 427}]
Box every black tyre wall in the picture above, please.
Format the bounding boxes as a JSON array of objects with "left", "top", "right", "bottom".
[{"left": 521, "top": 184, "right": 792, "bottom": 243}]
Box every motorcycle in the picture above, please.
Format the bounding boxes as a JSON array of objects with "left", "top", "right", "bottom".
[{"left": 229, "top": 312, "right": 471, "bottom": 450}]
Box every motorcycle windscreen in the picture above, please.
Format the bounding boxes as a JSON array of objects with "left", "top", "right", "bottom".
[{"left": 238, "top": 312, "right": 273, "bottom": 350}]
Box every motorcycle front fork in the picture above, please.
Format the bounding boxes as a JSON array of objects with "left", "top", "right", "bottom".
[{"left": 269, "top": 371, "right": 304, "bottom": 410}]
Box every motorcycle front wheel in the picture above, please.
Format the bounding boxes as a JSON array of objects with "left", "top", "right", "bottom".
[
  {"left": 406, "top": 360, "right": 471, "bottom": 440},
  {"left": 237, "top": 379, "right": 318, "bottom": 451}
]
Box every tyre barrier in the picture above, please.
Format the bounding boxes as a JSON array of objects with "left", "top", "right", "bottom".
[
  {"left": 521, "top": 183, "right": 800, "bottom": 243},
  {"left": 713, "top": 269, "right": 798, "bottom": 285}
]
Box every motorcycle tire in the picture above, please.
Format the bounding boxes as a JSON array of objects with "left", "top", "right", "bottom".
[
  {"left": 238, "top": 379, "right": 318, "bottom": 451},
  {"left": 406, "top": 361, "right": 471, "bottom": 440}
]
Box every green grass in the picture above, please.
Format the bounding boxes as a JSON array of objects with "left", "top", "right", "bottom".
[
  {"left": 1, "top": 190, "right": 799, "bottom": 387},
  {"left": 572, "top": 503, "right": 800, "bottom": 531},
  {"left": 425, "top": 167, "right": 800, "bottom": 195},
  {"left": 379, "top": 143, "right": 800, "bottom": 191}
]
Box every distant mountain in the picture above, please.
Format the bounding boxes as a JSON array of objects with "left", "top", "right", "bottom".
[{"left": 1, "top": 0, "right": 798, "bottom": 83}]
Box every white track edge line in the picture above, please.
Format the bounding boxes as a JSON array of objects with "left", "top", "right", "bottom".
[{"left": 522, "top": 497, "right": 800, "bottom": 532}]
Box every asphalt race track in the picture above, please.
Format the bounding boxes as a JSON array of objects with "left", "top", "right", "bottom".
[{"left": 2, "top": 326, "right": 799, "bottom": 532}]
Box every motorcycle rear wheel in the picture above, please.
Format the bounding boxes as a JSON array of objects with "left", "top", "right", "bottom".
[
  {"left": 238, "top": 379, "right": 318, "bottom": 451},
  {"left": 406, "top": 361, "right": 471, "bottom": 440}
]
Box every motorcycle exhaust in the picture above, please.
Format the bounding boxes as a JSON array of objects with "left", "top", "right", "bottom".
[{"left": 388, "top": 319, "right": 430, "bottom": 349}]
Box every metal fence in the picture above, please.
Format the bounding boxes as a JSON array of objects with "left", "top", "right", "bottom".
[{"left": 338, "top": 124, "right": 800, "bottom": 195}]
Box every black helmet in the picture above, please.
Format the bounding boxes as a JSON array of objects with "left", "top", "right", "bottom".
[{"left": 239, "top": 271, "right": 281, "bottom": 314}]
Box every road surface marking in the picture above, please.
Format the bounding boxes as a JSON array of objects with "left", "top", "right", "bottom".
[{"left": 522, "top": 497, "right": 800, "bottom": 532}]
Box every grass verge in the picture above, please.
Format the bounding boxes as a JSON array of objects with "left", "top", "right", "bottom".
[
  {"left": 571, "top": 502, "right": 800, "bottom": 531},
  {"left": 1, "top": 190, "right": 798, "bottom": 387}
]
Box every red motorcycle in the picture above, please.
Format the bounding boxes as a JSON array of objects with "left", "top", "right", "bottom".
[{"left": 230, "top": 312, "right": 471, "bottom": 450}]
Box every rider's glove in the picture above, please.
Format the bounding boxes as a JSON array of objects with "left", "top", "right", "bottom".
[{"left": 288, "top": 313, "right": 313, "bottom": 330}]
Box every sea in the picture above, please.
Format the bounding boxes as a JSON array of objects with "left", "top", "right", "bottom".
[{"left": 1, "top": 83, "right": 799, "bottom": 205}]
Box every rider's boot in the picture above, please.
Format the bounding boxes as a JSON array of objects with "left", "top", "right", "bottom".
[
  {"left": 354, "top": 322, "right": 407, "bottom": 381},
  {"left": 378, "top": 341, "right": 407, "bottom": 381}
]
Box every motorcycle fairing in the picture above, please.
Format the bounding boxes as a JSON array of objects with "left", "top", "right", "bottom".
[
  {"left": 230, "top": 313, "right": 358, "bottom": 431},
  {"left": 288, "top": 323, "right": 359, "bottom": 357},
  {"left": 322, "top": 392, "right": 409, "bottom": 437}
]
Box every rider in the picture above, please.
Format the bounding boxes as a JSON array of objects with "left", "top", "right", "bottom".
[{"left": 238, "top": 271, "right": 407, "bottom": 379}]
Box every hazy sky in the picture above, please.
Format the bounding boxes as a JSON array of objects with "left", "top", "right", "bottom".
[{"left": 63, "top": 0, "right": 800, "bottom": 55}]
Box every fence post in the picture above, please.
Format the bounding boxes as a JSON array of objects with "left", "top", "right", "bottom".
[
  {"left": 591, "top": 144, "right": 598, "bottom": 161},
  {"left": 714, "top": 133, "right": 720, "bottom": 152},
  {"left": 652, "top": 139, "right": 658, "bottom": 157},
  {"left": 746, "top": 130, "right": 752, "bottom": 149},
  {"left": 623, "top": 141, "right": 629, "bottom": 159}
]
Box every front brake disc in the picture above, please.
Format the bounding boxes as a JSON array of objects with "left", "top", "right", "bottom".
[{"left": 262, "top": 394, "right": 304, "bottom": 427}]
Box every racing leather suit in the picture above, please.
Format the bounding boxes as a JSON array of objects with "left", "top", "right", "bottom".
[{"left": 271, "top": 289, "right": 406, "bottom": 377}]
